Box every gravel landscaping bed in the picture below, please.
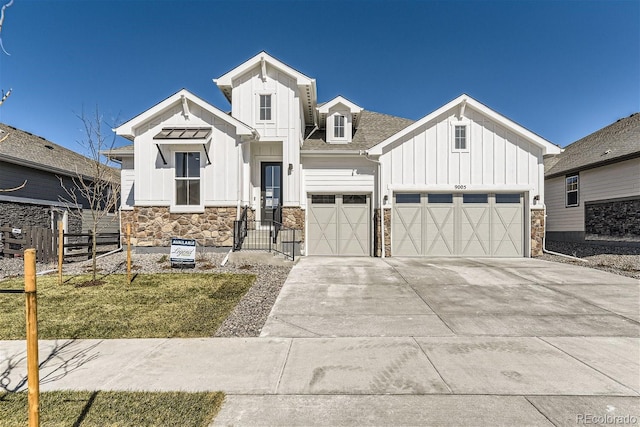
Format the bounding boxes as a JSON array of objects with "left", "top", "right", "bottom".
[
  {"left": 541, "top": 240, "right": 640, "bottom": 280},
  {"left": 0, "top": 250, "right": 293, "bottom": 338}
]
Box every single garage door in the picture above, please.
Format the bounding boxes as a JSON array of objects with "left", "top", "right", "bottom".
[
  {"left": 392, "top": 193, "right": 523, "bottom": 257},
  {"left": 308, "top": 194, "right": 370, "bottom": 256}
]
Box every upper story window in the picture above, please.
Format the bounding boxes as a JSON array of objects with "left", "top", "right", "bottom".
[
  {"left": 259, "top": 94, "right": 272, "bottom": 121},
  {"left": 334, "top": 115, "right": 345, "bottom": 138},
  {"left": 451, "top": 120, "right": 470, "bottom": 152},
  {"left": 566, "top": 174, "right": 579, "bottom": 207},
  {"left": 454, "top": 125, "right": 467, "bottom": 150},
  {"left": 175, "top": 152, "right": 200, "bottom": 206}
]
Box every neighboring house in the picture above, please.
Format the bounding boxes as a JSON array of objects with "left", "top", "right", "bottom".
[
  {"left": 0, "top": 123, "right": 120, "bottom": 235},
  {"left": 545, "top": 113, "right": 640, "bottom": 245},
  {"left": 109, "top": 51, "right": 561, "bottom": 258}
]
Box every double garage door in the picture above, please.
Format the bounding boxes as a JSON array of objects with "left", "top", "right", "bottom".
[
  {"left": 392, "top": 193, "right": 524, "bottom": 257},
  {"left": 307, "top": 194, "right": 370, "bottom": 256}
]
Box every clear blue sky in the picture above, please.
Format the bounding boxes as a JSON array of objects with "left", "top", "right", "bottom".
[{"left": 0, "top": 0, "right": 638, "bottom": 155}]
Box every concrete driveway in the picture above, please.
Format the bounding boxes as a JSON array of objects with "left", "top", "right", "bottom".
[
  {"left": 261, "top": 256, "right": 640, "bottom": 338},
  {"left": 215, "top": 256, "right": 640, "bottom": 426}
]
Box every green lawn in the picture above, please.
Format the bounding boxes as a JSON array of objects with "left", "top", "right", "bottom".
[
  {"left": 0, "top": 273, "right": 254, "bottom": 339},
  {"left": 0, "top": 390, "right": 224, "bottom": 426}
]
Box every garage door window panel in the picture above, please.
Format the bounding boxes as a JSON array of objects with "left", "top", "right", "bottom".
[
  {"left": 463, "top": 193, "right": 489, "bottom": 204},
  {"left": 428, "top": 193, "right": 453, "bottom": 204},
  {"left": 396, "top": 193, "right": 421, "bottom": 204},
  {"left": 312, "top": 195, "right": 336, "bottom": 204},
  {"left": 496, "top": 193, "right": 521, "bottom": 204},
  {"left": 343, "top": 194, "right": 367, "bottom": 204}
]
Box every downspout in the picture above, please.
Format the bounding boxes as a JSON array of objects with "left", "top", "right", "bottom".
[
  {"left": 361, "top": 150, "right": 385, "bottom": 258},
  {"left": 541, "top": 206, "right": 588, "bottom": 262},
  {"left": 237, "top": 142, "right": 242, "bottom": 221}
]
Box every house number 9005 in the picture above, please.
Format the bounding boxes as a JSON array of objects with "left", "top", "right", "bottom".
[{"left": 454, "top": 185, "right": 467, "bottom": 190}]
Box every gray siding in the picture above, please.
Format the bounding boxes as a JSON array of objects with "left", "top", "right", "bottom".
[
  {"left": 81, "top": 210, "right": 120, "bottom": 233},
  {"left": 0, "top": 161, "right": 91, "bottom": 208}
]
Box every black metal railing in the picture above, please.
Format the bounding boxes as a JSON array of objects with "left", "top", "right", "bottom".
[
  {"left": 233, "top": 206, "right": 249, "bottom": 251},
  {"left": 232, "top": 217, "right": 299, "bottom": 261}
]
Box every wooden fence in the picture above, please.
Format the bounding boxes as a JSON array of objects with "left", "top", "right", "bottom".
[
  {"left": 0, "top": 226, "right": 56, "bottom": 263},
  {"left": 0, "top": 226, "right": 120, "bottom": 263},
  {"left": 63, "top": 232, "right": 120, "bottom": 259}
]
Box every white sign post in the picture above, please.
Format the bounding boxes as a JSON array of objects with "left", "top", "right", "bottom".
[{"left": 170, "top": 238, "right": 196, "bottom": 268}]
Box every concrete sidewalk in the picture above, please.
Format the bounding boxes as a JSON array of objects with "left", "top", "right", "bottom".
[
  {"left": 1, "top": 256, "right": 639, "bottom": 426},
  {"left": 1, "top": 336, "right": 638, "bottom": 425}
]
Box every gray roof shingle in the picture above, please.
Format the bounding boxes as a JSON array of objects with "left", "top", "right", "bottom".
[
  {"left": 545, "top": 113, "right": 640, "bottom": 177},
  {"left": 0, "top": 123, "right": 119, "bottom": 182},
  {"left": 302, "top": 110, "right": 415, "bottom": 151}
]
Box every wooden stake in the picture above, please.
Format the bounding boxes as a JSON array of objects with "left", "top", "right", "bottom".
[
  {"left": 126, "top": 223, "right": 131, "bottom": 284},
  {"left": 24, "top": 248, "right": 40, "bottom": 427},
  {"left": 57, "top": 222, "right": 63, "bottom": 285}
]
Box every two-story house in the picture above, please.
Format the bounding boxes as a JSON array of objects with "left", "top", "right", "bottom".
[{"left": 109, "top": 52, "right": 561, "bottom": 258}]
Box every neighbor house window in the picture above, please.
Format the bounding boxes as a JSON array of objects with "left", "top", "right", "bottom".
[
  {"left": 566, "top": 174, "right": 579, "bottom": 207},
  {"left": 334, "top": 115, "right": 345, "bottom": 138},
  {"left": 175, "top": 152, "right": 200, "bottom": 206},
  {"left": 454, "top": 125, "right": 467, "bottom": 150},
  {"left": 259, "top": 94, "right": 272, "bottom": 121}
]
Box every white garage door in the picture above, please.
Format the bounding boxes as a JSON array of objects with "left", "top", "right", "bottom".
[
  {"left": 393, "top": 193, "right": 523, "bottom": 257},
  {"left": 308, "top": 194, "right": 370, "bottom": 256}
]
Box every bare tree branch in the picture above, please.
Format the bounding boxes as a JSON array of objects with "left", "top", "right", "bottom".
[
  {"left": 0, "top": 0, "right": 14, "bottom": 56},
  {"left": 59, "top": 107, "right": 121, "bottom": 282},
  {"left": 0, "top": 179, "right": 25, "bottom": 192}
]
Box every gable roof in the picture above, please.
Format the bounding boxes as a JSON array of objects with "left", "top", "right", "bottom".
[
  {"left": 545, "top": 112, "right": 640, "bottom": 178},
  {"left": 317, "top": 95, "right": 364, "bottom": 129},
  {"left": 115, "top": 88, "right": 256, "bottom": 140},
  {"left": 214, "top": 51, "right": 317, "bottom": 125},
  {"left": 302, "top": 110, "right": 415, "bottom": 152},
  {"left": 367, "top": 94, "right": 562, "bottom": 156},
  {"left": 0, "top": 122, "right": 119, "bottom": 181}
]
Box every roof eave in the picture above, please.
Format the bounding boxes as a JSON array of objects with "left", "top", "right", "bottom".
[
  {"left": 368, "top": 94, "right": 561, "bottom": 156},
  {"left": 114, "top": 89, "right": 256, "bottom": 139},
  {"left": 545, "top": 152, "right": 640, "bottom": 179}
]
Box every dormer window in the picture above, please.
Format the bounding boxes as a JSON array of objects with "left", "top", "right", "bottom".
[
  {"left": 317, "top": 95, "right": 363, "bottom": 144},
  {"left": 334, "top": 115, "right": 345, "bottom": 138},
  {"left": 259, "top": 94, "right": 272, "bottom": 121}
]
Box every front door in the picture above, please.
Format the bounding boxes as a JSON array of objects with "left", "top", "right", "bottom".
[{"left": 261, "top": 162, "right": 282, "bottom": 222}]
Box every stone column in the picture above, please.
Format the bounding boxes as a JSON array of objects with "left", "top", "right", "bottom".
[{"left": 530, "top": 209, "right": 545, "bottom": 257}]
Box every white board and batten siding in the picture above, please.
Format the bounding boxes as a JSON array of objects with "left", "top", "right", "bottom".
[
  {"left": 120, "top": 157, "right": 135, "bottom": 210},
  {"left": 302, "top": 157, "right": 376, "bottom": 207},
  {"left": 380, "top": 107, "right": 544, "bottom": 204},
  {"left": 132, "top": 100, "right": 243, "bottom": 209},
  {"left": 230, "top": 66, "right": 305, "bottom": 205},
  {"left": 546, "top": 157, "right": 640, "bottom": 233}
]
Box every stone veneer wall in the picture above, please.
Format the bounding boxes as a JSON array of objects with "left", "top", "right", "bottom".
[
  {"left": 281, "top": 207, "right": 305, "bottom": 242},
  {"left": 0, "top": 201, "right": 52, "bottom": 229},
  {"left": 121, "top": 206, "right": 237, "bottom": 247},
  {"left": 531, "top": 209, "right": 545, "bottom": 257},
  {"left": 585, "top": 198, "right": 640, "bottom": 241},
  {"left": 0, "top": 201, "right": 82, "bottom": 233},
  {"left": 373, "top": 208, "right": 392, "bottom": 257}
]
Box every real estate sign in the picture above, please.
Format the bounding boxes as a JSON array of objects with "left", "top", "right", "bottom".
[{"left": 170, "top": 238, "right": 196, "bottom": 267}]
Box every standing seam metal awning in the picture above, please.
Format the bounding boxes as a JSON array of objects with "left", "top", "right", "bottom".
[{"left": 152, "top": 127, "right": 213, "bottom": 165}]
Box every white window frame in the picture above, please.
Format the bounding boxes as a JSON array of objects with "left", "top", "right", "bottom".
[
  {"left": 172, "top": 151, "right": 203, "bottom": 213},
  {"left": 450, "top": 120, "right": 470, "bottom": 152},
  {"left": 328, "top": 112, "right": 350, "bottom": 143},
  {"left": 565, "top": 174, "right": 579, "bottom": 207},
  {"left": 257, "top": 93, "right": 274, "bottom": 123},
  {"left": 334, "top": 114, "right": 345, "bottom": 139}
]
